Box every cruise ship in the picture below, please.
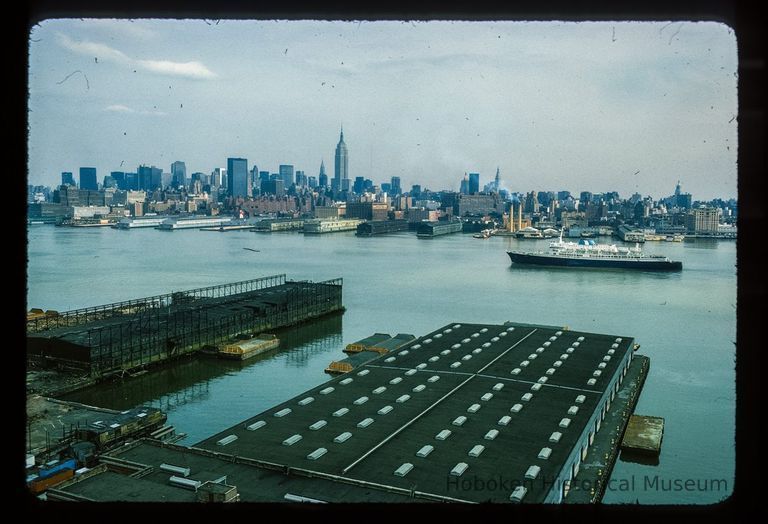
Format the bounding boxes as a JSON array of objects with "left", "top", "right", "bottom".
[{"left": 507, "top": 234, "right": 682, "bottom": 271}]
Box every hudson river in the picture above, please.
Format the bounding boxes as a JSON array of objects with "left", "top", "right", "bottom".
[{"left": 26, "top": 225, "right": 736, "bottom": 504}]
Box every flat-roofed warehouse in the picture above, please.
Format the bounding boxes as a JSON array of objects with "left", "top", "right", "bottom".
[{"left": 195, "top": 322, "right": 636, "bottom": 503}]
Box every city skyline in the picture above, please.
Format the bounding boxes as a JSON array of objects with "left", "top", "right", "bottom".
[{"left": 28, "top": 20, "right": 737, "bottom": 200}]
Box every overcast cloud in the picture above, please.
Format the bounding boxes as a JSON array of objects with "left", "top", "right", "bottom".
[{"left": 28, "top": 19, "right": 737, "bottom": 200}]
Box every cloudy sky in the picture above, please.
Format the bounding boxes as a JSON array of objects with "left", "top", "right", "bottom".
[{"left": 28, "top": 19, "right": 737, "bottom": 200}]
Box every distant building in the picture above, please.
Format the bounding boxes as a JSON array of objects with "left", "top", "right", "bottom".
[
  {"left": 561, "top": 211, "right": 588, "bottom": 230},
  {"left": 334, "top": 128, "right": 349, "bottom": 191},
  {"left": 455, "top": 193, "right": 503, "bottom": 216},
  {"left": 295, "top": 170, "right": 307, "bottom": 188},
  {"left": 79, "top": 167, "right": 98, "bottom": 191},
  {"left": 171, "top": 161, "right": 186, "bottom": 189},
  {"left": 308, "top": 176, "right": 317, "bottom": 189},
  {"left": 61, "top": 172, "right": 75, "bottom": 187},
  {"left": 346, "top": 202, "right": 389, "bottom": 221},
  {"left": 686, "top": 207, "right": 721, "bottom": 234},
  {"left": 227, "top": 158, "right": 250, "bottom": 198},
  {"left": 138, "top": 165, "right": 162, "bottom": 191},
  {"left": 279, "top": 165, "right": 295, "bottom": 189},
  {"left": 211, "top": 168, "right": 227, "bottom": 188},
  {"left": 410, "top": 185, "right": 421, "bottom": 199},
  {"left": 390, "top": 176, "right": 401, "bottom": 196},
  {"left": 110, "top": 171, "right": 126, "bottom": 190},
  {"left": 260, "top": 179, "right": 285, "bottom": 197},
  {"left": 468, "top": 173, "right": 480, "bottom": 194}
]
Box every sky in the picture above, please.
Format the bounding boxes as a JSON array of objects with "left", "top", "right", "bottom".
[{"left": 27, "top": 19, "right": 738, "bottom": 201}]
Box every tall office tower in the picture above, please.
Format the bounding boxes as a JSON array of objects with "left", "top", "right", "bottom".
[
  {"left": 211, "top": 168, "right": 227, "bottom": 188},
  {"left": 227, "top": 158, "right": 250, "bottom": 198},
  {"left": 171, "top": 161, "right": 186, "bottom": 189},
  {"left": 295, "top": 171, "right": 307, "bottom": 187},
  {"left": 110, "top": 172, "right": 126, "bottom": 190},
  {"left": 79, "top": 167, "right": 98, "bottom": 191},
  {"left": 460, "top": 173, "right": 469, "bottom": 195},
  {"left": 468, "top": 173, "right": 480, "bottom": 194},
  {"left": 390, "top": 176, "right": 401, "bottom": 195},
  {"left": 279, "top": 165, "right": 295, "bottom": 189},
  {"left": 61, "top": 172, "right": 75, "bottom": 186},
  {"left": 308, "top": 176, "right": 317, "bottom": 189},
  {"left": 334, "top": 127, "right": 348, "bottom": 191},
  {"left": 494, "top": 167, "right": 501, "bottom": 193}
]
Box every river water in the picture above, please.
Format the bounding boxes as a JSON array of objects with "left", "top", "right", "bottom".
[{"left": 26, "top": 225, "right": 736, "bottom": 503}]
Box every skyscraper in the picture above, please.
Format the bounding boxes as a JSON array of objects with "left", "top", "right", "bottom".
[
  {"left": 390, "top": 176, "right": 401, "bottom": 196},
  {"left": 79, "top": 167, "right": 98, "bottom": 191},
  {"left": 171, "top": 161, "right": 186, "bottom": 189},
  {"left": 460, "top": 173, "right": 469, "bottom": 195},
  {"left": 334, "top": 127, "right": 348, "bottom": 191},
  {"left": 279, "top": 165, "right": 295, "bottom": 189},
  {"left": 227, "top": 158, "right": 250, "bottom": 198},
  {"left": 468, "top": 173, "right": 480, "bottom": 194},
  {"left": 494, "top": 167, "right": 500, "bottom": 193},
  {"left": 318, "top": 160, "right": 327, "bottom": 188},
  {"left": 61, "top": 172, "right": 75, "bottom": 187}
]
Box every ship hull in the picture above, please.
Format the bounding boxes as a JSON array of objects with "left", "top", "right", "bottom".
[{"left": 507, "top": 251, "right": 682, "bottom": 271}]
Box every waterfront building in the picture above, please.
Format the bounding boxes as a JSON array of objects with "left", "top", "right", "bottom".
[
  {"left": 346, "top": 202, "right": 389, "bottom": 221},
  {"left": 686, "top": 207, "right": 721, "bottom": 234}
]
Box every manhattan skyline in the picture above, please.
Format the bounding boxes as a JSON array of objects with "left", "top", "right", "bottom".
[{"left": 28, "top": 19, "right": 737, "bottom": 200}]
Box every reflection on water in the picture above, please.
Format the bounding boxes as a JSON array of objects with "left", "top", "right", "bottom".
[{"left": 63, "top": 313, "right": 343, "bottom": 411}]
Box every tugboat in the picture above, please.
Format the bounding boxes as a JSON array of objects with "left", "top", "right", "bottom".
[{"left": 507, "top": 232, "right": 682, "bottom": 271}]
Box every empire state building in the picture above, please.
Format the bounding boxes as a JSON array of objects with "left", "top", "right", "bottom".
[{"left": 334, "top": 127, "right": 348, "bottom": 191}]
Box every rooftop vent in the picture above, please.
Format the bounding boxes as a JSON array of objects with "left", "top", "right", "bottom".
[
  {"left": 451, "top": 362, "right": 462, "bottom": 369},
  {"left": 217, "top": 435, "right": 237, "bottom": 446},
  {"left": 413, "top": 384, "right": 426, "bottom": 393},
  {"left": 453, "top": 416, "right": 467, "bottom": 426},
  {"left": 549, "top": 336, "right": 557, "bottom": 342},
  {"left": 566, "top": 348, "right": 575, "bottom": 354},
  {"left": 525, "top": 465, "right": 541, "bottom": 479},
  {"left": 434, "top": 333, "right": 443, "bottom": 338},
  {"left": 615, "top": 337, "right": 622, "bottom": 342},
  {"left": 416, "top": 445, "right": 434, "bottom": 457},
  {"left": 440, "top": 349, "right": 451, "bottom": 356},
  {"left": 378, "top": 405, "right": 393, "bottom": 415},
  {"left": 453, "top": 324, "right": 462, "bottom": 329},
  {"left": 354, "top": 396, "right": 369, "bottom": 405},
  {"left": 482, "top": 342, "right": 491, "bottom": 348},
  {"left": 575, "top": 395, "right": 586, "bottom": 404},
  {"left": 396, "top": 395, "right": 411, "bottom": 403},
  {"left": 462, "top": 338, "right": 471, "bottom": 344},
  {"left": 444, "top": 328, "right": 453, "bottom": 334},
  {"left": 160, "top": 464, "right": 190, "bottom": 477},
  {"left": 520, "top": 360, "right": 530, "bottom": 367},
  {"left": 506, "top": 327, "right": 515, "bottom": 332},
  {"left": 556, "top": 331, "right": 563, "bottom": 336},
  {"left": 412, "top": 344, "right": 422, "bottom": 350},
  {"left": 553, "top": 361, "right": 562, "bottom": 368},
  {"left": 428, "top": 375, "right": 440, "bottom": 383},
  {"left": 543, "top": 341, "right": 551, "bottom": 347},
  {"left": 498, "top": 415, "right": 512, "bottom": 426},
  {"left": 499, "top": 331, "right": 508, "bottom": 337},
  {"left": 593, "top": 370, "right": 602, "bottom": 377},
  {"left": 283, "top": 434, "right": 302, "bottom": 446},
  {"left": 560, "top": 354, "right": 569, "bottom": 360},
  {"left": 357, "top": 418, "right": 374, "bottom": 428},
  {"left": 471, "top": 333, "right": 480, "bottom": 338},
  {"left": 450, "top": 462, "right": 469, "bottom": 476},
  {"left": 472, "top": 348, "right": 482, "bottom": 354},
  {"left": 493, "top": 383, "right": 505, "bottom": 391},
  {"left": 598, "top": 363, "right": 607, "bottom": 369},
  {"left": 246, "top": 421, "right": 266, "bottom": 431},
  {"left": 389, "top": 377, "right": 403, "bottom": 385},
  {"left": 511, "top": 404, "right": 523, "bottom": 413},
  {"left": 603, "top": 356, "right": 611, "bottom": 362},
  {"left": 468, "top": 403, "right": 481, "bottom": 413},
  {"left": 468, "top": 445, "right": 485, "bottom": 457},
  {"left": 309, "top": 420, "right": 327, "bottom": 430},
  {"left": 587, "top": 378, "right": 597, "bottom": 386},
  {"left": 373, "top": 386, "right": 387, "bottom": 395},
  {"left": 538, "top": 447, "right": 552, "bottom": 459},
  {"left": 333, "top": 408, "right": 349, "bottom": 417},
  {"left": 549, "top": 431, "right": 562, "bottom": 443},
  {"left": 429, "top": 356, "right": 440, "bottom": 362},
  {"left": 559, "top": 418, "right": 571, "bottom": 428},
  {"left": 537, "top": 377, "right": 548, "bottom": 384},
  {"left": 611, "top": 343, "right": 619, "bottom": 349},
  {"left": 319, "top": 387, "right": 334, "bottom": 395},
  {"left": 480, "top": 328, "right": 489, "bottom": 333},
  {"left": 528, "top": 354, "right": 538, "bottom": 360},
  {"left": 546, "top": 368, "right": 556, "bottom": 375},
  {"left": 299, "top": 397, "right": 315, "bottom": 406},
  {"left": 568, "top": 406, "right": 579, "bottom": 415},
  {"left": 416, "top": 363, "right": 427, "bottom": 369},
  {"left": 451, "top": 344, "right": 461, "bottom": 349},
  {"left": 400, "top": 350, "right": 410, "bottom": 356},
  {"left": 385, "top": 357, "right": 396, "bottom": 363},
  {"left": 608, "top": 349, "right": 615, "bottom": 355},
  {"left": 357, "top": 369, "right": 370, "bottom": 376},
  {"left": 491, "top": 337, "right": 500, "bottom": 342},
  {"left": 306, "top": 448, "right": 327, "bottom": 461},
  {"left": 530, "top": 383, "right": 542, "bottom": 391},
  {"left": 510, "top": 486, "right": 527, "bottom": 503},
  {"left": 436, "top": 429, "right": 452, "bottom": 440},
  {"left": 334, "top": 432, "right": 352, "bottom": 443},
  {"left": 536, "top": 347, "right": 545, "bottom": 354},
  {"left": 424, "top": 338, "right": 432, "bottom": 344},
  {"left": 405, "top": 369, "right": 417, "bottom": 376},
  {"left": 521, "top": 393, "right": 533, "bottom": 402},
  {"left": 340, "top": 378, "right": 353, "bottom": 385},
  {"left": 511, "top": 368, "right": 521, "bottom": 375},
  {"left": 169, "top": 476, "right": 202, "bottom": 491},
  {"left": 462, "top": 355, "right": 472, "bottom": 361},
  {"left": 484, "top": 429, "right": 499, "bottom": 440},
  {"left": 578, "top": 336, "right": 585, "bottom": 342},
  {"left": 394, "top": 463, "right": 414, "bottom": 477},
  {"left": 274, "top": 408, "right": 292, "bottom": 418},
  {"left": 572, "top": 342, "right": 580, "bottom": 348}
]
